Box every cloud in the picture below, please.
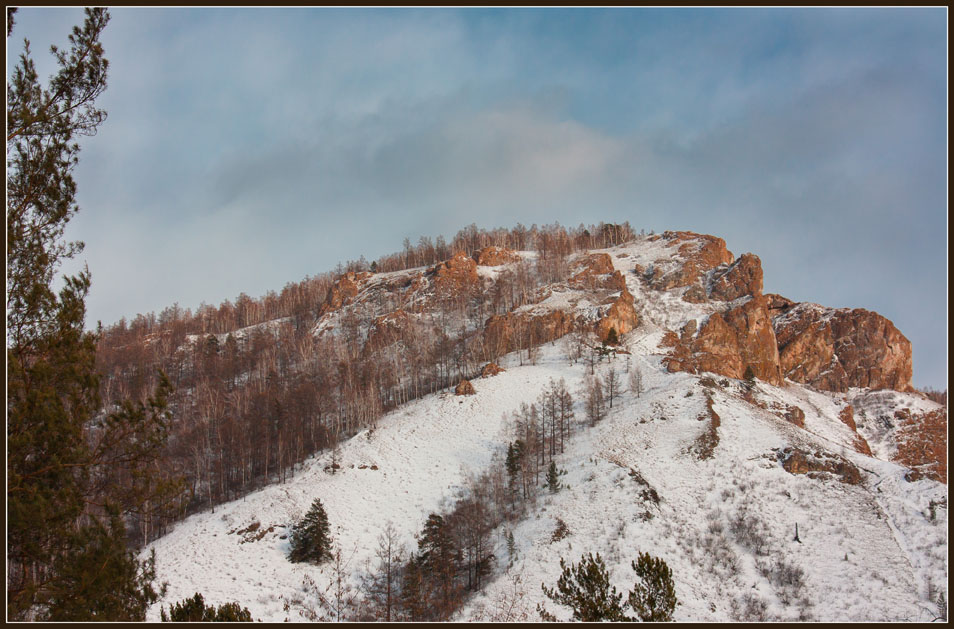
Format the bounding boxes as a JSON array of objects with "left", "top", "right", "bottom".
[{"left": 14, "top": 7, "right": 943, "bottom": 387}]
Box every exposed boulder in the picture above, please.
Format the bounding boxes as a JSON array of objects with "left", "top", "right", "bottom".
[
  {"left": 454, "top": 379, "right": 476, "bottom": 396},
  {"left": 781, "top": 404, "right": 805, "bottom": 428},
  {"left": 776, "top": 447, "right": 863, "bottom": 485},
  {"left": 474, "top": 245, "right": 521, "bottom": 266},
  {"left": 708, "top": 253, "right": 764, "bottom": 301},
  {"left": 480, "top": 362, "right": 505, "bottom": 377},
  {"left": 773, "top": 303, "right": 912, "bottom": 392},
  {"left": 664, "top": 295, "right": 782, "bottom": 385}
]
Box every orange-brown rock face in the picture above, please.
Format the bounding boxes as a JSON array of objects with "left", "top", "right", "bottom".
[
  {"left": 709, "top": 253, "right": 764, "bottom": 301},
  {"left": 596, "top": 283, "right": 638, "bottom": 342},
  {"left": 569, "top": 253, "right": 617, "bottom": 290},
  {"left": 894, "top": 407, "right": 947, "bottom": 483},
  {"left": 664, "top": 294, "right": 783, "bottom": 385},
  {"left": 773, "top": 303, "right": 912, "bottom": 392},
  {"left": 319, "top": 271, "right": 370, "bottom": 317},
  {"left": 484, "top": 309, "right": 576, "bottom": 357},
  {"left": 838, "top": 405, "right": 874, "bottom": 456},
  {"left": 777, "top": 447, "right": 863, "bottom": 485},
  {"left": 646, "top": 231, "right": 735, "bottom": 293},
  {"left": 474, "top": 246, "right": 520, "bottom": 266},
  {"left": 431, "top": 251, "right": 480, "bottom": 297}
]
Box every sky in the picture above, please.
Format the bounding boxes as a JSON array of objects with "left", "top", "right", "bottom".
[{"left": 7, "top": 7, "right": 947, "bottom": 388}]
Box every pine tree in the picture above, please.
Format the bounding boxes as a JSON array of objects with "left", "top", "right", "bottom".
[
  {"left": 606, "top": 326, "right": 620, "bottom": 346},
  {"left": 545, "top": 461, "right": 561, "bottom": 493},
  {"left": 45, "top": 513, "right": 164, "bottom": 621},
  {"left": 417, "top": 513, "right": 461, "bottom": 619},
  {"left": 7, "top": 9, "right": 180, "bottom": 619},
  {"left": 289, "top": 499, "right": 333, "bottom": 564},
  {"left": 400, "top": 557, "right": 426, "bottom": 621},
  {"left": 540, "top": 552, "right": 627, "bottom": 621},
  {"left": 627, "top": 552, "right": 677, "bottom": 622}
]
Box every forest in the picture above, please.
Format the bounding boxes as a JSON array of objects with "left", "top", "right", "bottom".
[{"left": 93, "top": 220, "right": 639, "bottom": 546}]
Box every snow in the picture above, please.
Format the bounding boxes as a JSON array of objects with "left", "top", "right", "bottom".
[{"left": 141, "top": 236, "right": 947, "bottom": 622}]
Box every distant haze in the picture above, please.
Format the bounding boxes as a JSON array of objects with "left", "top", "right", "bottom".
[{"left": 8, "top": 7, "right": 947, "bottom": 388}]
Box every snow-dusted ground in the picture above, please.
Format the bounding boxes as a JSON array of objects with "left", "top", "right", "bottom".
[
  {"left": 142, "top": 345, "right": 590, "bottom": 621},
  {"left": 459, "top": 346, "right": 947, "bottom": 622},
  {"left": 142, "top": 238, "right": 947, "bottom": 622}
]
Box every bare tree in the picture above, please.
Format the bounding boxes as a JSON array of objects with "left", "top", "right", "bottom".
[
  {"left": 361, "top": 522, "right": 406, "bottom": 621},
  {"left": 604, "top": 366, "right": 620, "bottom": 409},
  {"left": 629, "top": 366, "right": 644, "bottom": 398},
  {"left": 584, "top": 375, "right": 606, "bottom": 426}
]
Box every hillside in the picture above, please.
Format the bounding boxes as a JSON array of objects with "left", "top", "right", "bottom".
[{"left": 133, "top": 230, "right": 947, "bottom": 622}]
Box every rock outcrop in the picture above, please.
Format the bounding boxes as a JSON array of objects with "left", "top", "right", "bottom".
[
  {"left": 664, "top": 294, "right": 783, "bottom": 385},
  {"left": 776, "top": 447, "right": 863, "bottom": 485},
  {"left": 644, "top": 231, "right": 734, "bottom": 292},
  {"left": 838, "top": 405, "right": 873, "bottom": 456},
  {"left": 772, "top": 302, "right": 912, "bottom": 392},
  {"left": 569, "top": 253, "right": 617, "bottom": 290},
  {"left": 319, "top": 271, "right": 371, "bottom": 317},
  {"left": 431, "top": 251, "right": 480, "bottom": 296},
  {"left": 893, "top": 407, "right": 947, "bottom": 483},
  {"left": 484, "top": 309, "right": 577, "bottom": 358},
  {"left": 778, "top": 404, "right": 805, "bottom": 428},
  {"left": 708, "top": 253, "right": 764, "bottom": 301},
  {"left": 596, "top": 282, "right": 638, "bottom": 343},
  {"left": 454, "top": 379, "right": 476, "bottom": 396},
  {"left": 474, "top": 246, "right": 521, "bottom": 266}
]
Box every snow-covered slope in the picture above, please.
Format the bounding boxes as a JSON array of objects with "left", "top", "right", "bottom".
[{"left": 141, "top": 238, "right": 947, "bottom": 622}]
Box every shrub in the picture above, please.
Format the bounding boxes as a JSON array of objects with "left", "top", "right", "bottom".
[
  {"left": 551, "top": 518, "right": 571, "bottom": 543},
  {"left": 160, "top": 593, "right": 253, "bottom": 622},
  {"left": 540, "top": 552, "right": 677, "bottom": 622}
]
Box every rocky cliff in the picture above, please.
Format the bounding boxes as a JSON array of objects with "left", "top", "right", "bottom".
[{"left": 769, "top": 297, "right": 912, "bottom": 392}]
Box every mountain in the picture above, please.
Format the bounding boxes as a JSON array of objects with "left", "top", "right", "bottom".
[{"left": 122, "top": 227, "right": 945, "bottom": 622}]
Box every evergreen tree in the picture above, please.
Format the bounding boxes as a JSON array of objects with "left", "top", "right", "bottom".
[
  {"left": 606, "top": 326, "right": 620, "bottom": 346},
  {"left": 45, "top": 514, "right": 164, "bottom": 621},
  {"left": 540, "top": 552, "right": 627, "bottom": 621},
  {"left": 545, "top": 461, "right": 561, "bottom": 493},
  {"left": 416, "top": 513, "right": 461, "bottom": 619},
  {"left": 160, "top": 592, "right": 253, "bottom": 622},
  {"left": 400, "top": 557, "right": 426, "bottom": 621},
  {"left": 289, "top": 498, "right": 333, "bottom": 564},
  {"left": 627, "top": 552, "right": 677, "bottom": 622},
  {"left": 743, "top": 365, "right": 757, "bottom": 390},
  {"left": 7, "top": 9, "right": 181, "bottom": 619},
  {"left": 505, "top": 440, "right": 525, "bottom": 504}
]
